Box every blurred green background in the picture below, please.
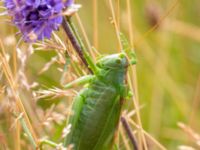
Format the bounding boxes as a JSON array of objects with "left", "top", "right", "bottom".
[{"left": 0, "top": 0, "right": 200, "bottom": 149}]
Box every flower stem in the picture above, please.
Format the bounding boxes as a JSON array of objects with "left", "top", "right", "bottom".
[
  {"left": 39, "top": 139, "right": 59, "bottom": 148},
  {"left": 62, "top": 17, "right": 93, "bottom": 74},
  {"left": 18, "top": 114, "right": 37, "bottom": 149},
  {"left": 121, "top": 116, "right": 138, "bottom": 150}
]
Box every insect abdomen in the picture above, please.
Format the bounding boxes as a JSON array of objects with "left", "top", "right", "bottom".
[{"left": 66, "top": 78, "right": 122, "bottom": 150}]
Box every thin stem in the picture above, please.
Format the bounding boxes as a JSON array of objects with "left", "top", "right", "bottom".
[
  {"left": 67, "top": 18, "right": 98, "bottom": 74},
  {"left": 125, "top": 0, "right": 148, "bottom": 148},
  {"left": 62, "top": 17, "right": 93, "bottom": 73},
  {"left": 128, "top": 118, "right": 167, "bottom": 150},
  {"left": 109, "top": 0, "right": 122, "bottom": 51},
  {"left": 20, "top": 118, "right": 37, "bottom": 149},
  {"left": 15, "top": 119, "right": 21, "bottom": 150},
  {"left": 39, "top": 139, "right": 59, "bottom": 148},
  {"left": 0, "top": 39, "right": 38, "bottom": 144},
  {"left": 75, "top": 14, "right": 96, "bottom": 60},
  {"left": 121, "top": 116, "right": 138, "bottom": 150},
  {"left": 93, "top": 0, "right": 98, "bottom": 48}
]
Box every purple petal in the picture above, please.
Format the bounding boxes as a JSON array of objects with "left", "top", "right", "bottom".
[
  {"left": 4, "top": 0, "right": 71, "bottom": 42},
  {"left": 65, "top": 0, "right": 74, "bottom": 7}
]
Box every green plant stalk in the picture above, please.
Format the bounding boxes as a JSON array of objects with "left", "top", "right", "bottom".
[
  {"left": 62, "top": 17, "right": 93, "bottom": 74},
  {"left": 19, "top": 116, "right": 37, "bottom": 149},
  {"left": 65, "top": 16, "right": 98, "bottom": 74},
  {"left": 39, "top": 139, "right": 59, "bottom": 148}
]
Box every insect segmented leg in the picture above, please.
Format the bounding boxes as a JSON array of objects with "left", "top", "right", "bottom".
[
  {"left": 119, "top": 32, "right": 137, "bottom": 65},
  {"left": 64, "top": 75, "right": 95, "bottom": 89}
]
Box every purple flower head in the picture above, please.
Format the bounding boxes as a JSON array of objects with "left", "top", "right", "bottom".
[
  {"left": 5, "top": 0, "right": 74, "bottom": 42},
  {"left": 65, "top": 0, "right": 74, "bottom": 7}
]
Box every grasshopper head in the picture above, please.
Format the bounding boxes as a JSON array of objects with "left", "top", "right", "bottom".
[{"left": 96, "top": 53, "right": 128, "bottom": 70}]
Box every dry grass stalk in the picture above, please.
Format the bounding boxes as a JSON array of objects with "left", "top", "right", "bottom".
[
  {"left": 93, "top": 0, "right": 98, "bottom": 49},
  {"left": 75, "top": 14, "right": 96, "bottom": 60},
  {"left": 178, "top": 145, "right": 196, "bottom": 150},
  {"left": 178, "top": 122, "right": 200, "bottom": 147},
  {"left": 36, "top": 87, "right": 75, "bottom": 100},
  {"left": 108, "top": 0, "right": 148, "bottom": 149},
  {"left": 0, "top": 39, "right": 38, "bottom": 144}
]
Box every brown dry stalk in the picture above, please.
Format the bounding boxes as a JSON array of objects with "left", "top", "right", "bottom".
[
  {"left": 119, "top": 124, "right": 132, "bottom": 150},
  {"left": 121, "top": 116, "right": 138, "bottom": 150},
  {"left": 0, "top": 39, "right": 38, "bottom": 144},
  {"left": 178, "top": 122, "right": 200, "bottom": 147},
  {"left": 93, "top": 0, "right": 98, "bottom": 48},
  {"left": 125, "top": 0, "right": 148, "bottom": 148},
  {"left": 128, "top": 118, "right": 167, "bottom": 150},
  {"left": 62, "top": 17, "right": 92, "bottom": 73},
  {"left": 108, "top": 0, "right": 147, "bottom": 149},
  {"left": 109, "top": 0, "right": 122, "bottom": 51},
  {"left": 75, "top": 14, "right": 96, "bottom": 60}
]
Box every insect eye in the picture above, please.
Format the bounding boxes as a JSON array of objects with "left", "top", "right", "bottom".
[
  {"left": 98, "top": 63, "right": 105, "bottom": 68},
  {"left": 116, "top": 59, "right": 121, "bottom": 64}
]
